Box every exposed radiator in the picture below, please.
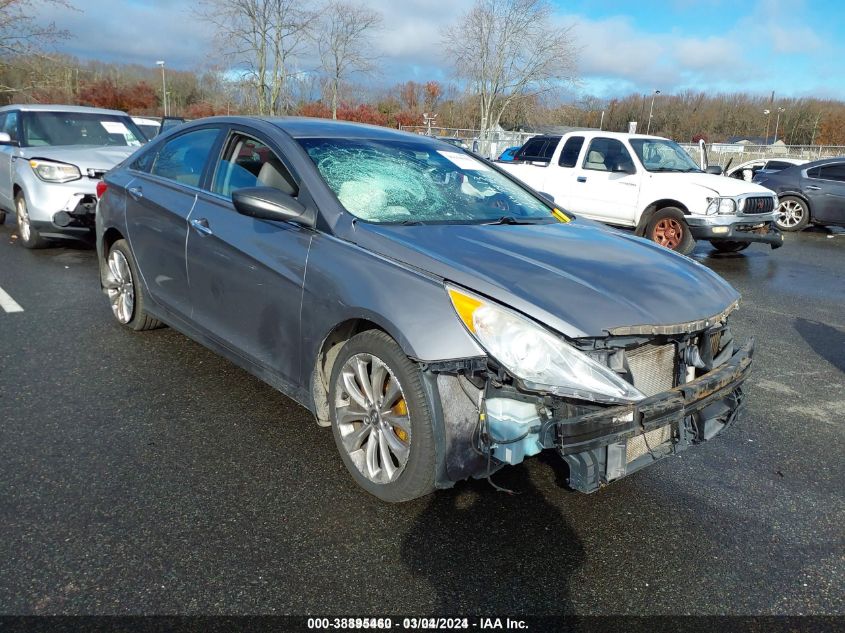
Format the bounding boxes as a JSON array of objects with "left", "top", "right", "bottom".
[
  {"left": 626, "top": 343, "right": 676, "bottom": 397},
  {"left": 627, "top": 424, "right": 673, "bottom": 463}
]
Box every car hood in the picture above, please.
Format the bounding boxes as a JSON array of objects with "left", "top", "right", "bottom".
[
  {"left": 24, "top": 145, "right": 136, "bottom": 172},
  {"left": 649, "top": 172, "right": 775, "bottom": 197},
  {"left": 352, "top": 220, "right": 740, "bottom": 339}
]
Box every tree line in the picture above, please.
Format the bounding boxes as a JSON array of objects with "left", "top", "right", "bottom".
[{"left": 1, "top": 0, "right": 844, "bottom": 145}]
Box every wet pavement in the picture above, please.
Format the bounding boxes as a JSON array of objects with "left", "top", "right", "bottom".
[{"left": 0, "top": 220, "right": 843, "bottom": 616}]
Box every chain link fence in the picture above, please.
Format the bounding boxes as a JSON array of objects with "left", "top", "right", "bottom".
[
  {"left": 678, "top": 143, "right": 845, "bottom": 168},
  {"left": 397, "top": 125, "right": 534, "bottom": 159}
]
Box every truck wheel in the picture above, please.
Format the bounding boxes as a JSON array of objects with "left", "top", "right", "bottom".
[
  {"left": 646, "top": 208, "right": 695, "bottom": 255},
  {"left": 105, "top": 239, "right": 164, "bottom": 331},
  {"left": 329, "top": 330, "right": 436, "bottom": 502},
  {"left": 775, "top": 196, "right": 809, "bottom": 232},
  {"left": 15, "top": 191, "right": 48, "bottom": 249},
  {"left": 0, "top": 210, "right": 6, "bottom": 225},
  {"left": 710, "top": 240, "right": 750, "bottom": 253}
]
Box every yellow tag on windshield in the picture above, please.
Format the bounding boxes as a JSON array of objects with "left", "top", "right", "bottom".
[{"left": 552, "top": 208, "right": 571, "bottom": 223}]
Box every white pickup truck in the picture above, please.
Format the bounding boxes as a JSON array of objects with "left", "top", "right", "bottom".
[{"left": 499, "top": 131, "right": 783, "bottom": 254}]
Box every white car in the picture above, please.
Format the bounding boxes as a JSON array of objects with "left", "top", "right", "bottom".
[
  {"left": 131, "top": 116, "right": 161, "bottom": 140},
  {"left": 726, "top": 158, "right": 807, "bottom": 182},
  {"left": 500, "top": 131, "right": 783, "bottom": 254}
]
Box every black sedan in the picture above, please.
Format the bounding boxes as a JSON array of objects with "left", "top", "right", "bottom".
[{"left": 754, "top": 157, "right": 845, "bottom": 231}]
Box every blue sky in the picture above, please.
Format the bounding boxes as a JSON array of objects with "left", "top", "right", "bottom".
[{"left": 36, "top": 0, "right": 845, "bottom": 100}]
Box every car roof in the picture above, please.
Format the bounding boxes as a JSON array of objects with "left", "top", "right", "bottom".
[
  {"left": 0, "top": 103, "right": 130, "bottom": 117},
  {"left": 801, "top": 156, "right": 845, "bottom": 168},
  {"left": 132, "top": 117, "right": 161, "bottom": 126}
]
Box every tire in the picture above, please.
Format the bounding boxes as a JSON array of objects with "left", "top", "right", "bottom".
[
  {"left": 775, "top": 196, "right": 810, "bottom": 232},
  {"left": 646, "top": 207, "right": 695, "bottom": 255},
  {"left": 709, "top": 240, "right": 750, "bottom": 253},
  {"left": 105, "top": 239, "right": 164, "bottom": 331},
  {"left": 0, "top": 209, "right": 6, "bottom": 225},
  {"left": 329, "top": 330, "right": 436, "bottom": 502},
  {"left": 15, "top": 191, "right": 48, "bottom": 249}
]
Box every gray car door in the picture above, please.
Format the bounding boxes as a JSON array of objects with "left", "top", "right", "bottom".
[
  {"left": 185, "top": 129, "right": 312, "bottom": 385},
  {"left": 805, "top": 162, "right": 845, "bottom": 225},
  {"left": 125, "top": 126, "right": 223, "bottom": 318}
]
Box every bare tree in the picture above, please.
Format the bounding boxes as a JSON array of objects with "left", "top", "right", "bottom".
[
  {"left": 317, "top": 1, "right": 382, "bottom": 120},
  {"left": 443, "top": 0, "right": 577, "bottom": 150},
  {"left": 0, "top": 0, "right": 73, "bottom": 94},
  {"left": 198, "top": 0, "right": 318, "bottom": 115}
]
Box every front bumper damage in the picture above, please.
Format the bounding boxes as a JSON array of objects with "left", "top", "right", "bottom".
[
  {"left": 426, "top": 327, "right": 753, "bottom": 493},
  {"left": 687, "top": 212, "right": 783, "bottom": 249}
]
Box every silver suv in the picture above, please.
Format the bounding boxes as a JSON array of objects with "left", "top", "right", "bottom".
[{"left": 0, "top": 104, "right": 146, "bottom": 248}]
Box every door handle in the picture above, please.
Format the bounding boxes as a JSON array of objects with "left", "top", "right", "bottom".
[
  {"left": 805, "top": 185, "right": 821, "bottom": 191},
  {"left": 127, "top": 185, "right": 143, "bottom": 200},
  {"left": 576, "top": 176, "right": 587, "bottom": 183},
  {"left": 190, "top": 217, "right": 213, "bottom": 236}
]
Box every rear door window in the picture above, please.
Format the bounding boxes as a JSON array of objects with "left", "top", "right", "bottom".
[
  {"left": 816, "top": 163, "right": 845, "bottom": 182},
  {"left": 149, "top": 128, "right": 220, "bottom": 187}
]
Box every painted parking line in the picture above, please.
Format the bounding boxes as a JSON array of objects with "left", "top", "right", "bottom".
[{"left": 0, "top": 284, "right": 24, "bottom": 313}]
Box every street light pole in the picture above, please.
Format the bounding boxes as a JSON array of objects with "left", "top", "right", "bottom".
[
  {"left": 646, "top": 89, "right": 660, "bottom": 134},
  {"left": 773, "top": 107, "right": 785, "bottom": 143},
  {"left": 156, "top": 60, "right": 167, "bottom": 117}
]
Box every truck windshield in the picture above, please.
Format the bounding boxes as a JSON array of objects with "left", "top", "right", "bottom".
[
  {"left": 21, "top": 111, "right": 146, "bottom": 148},
  {"left": 298, "top": 137, "right": 558, "bottom": 225},
  {"left": 629, "top": 139, "right": 701, "bottom": 173}
]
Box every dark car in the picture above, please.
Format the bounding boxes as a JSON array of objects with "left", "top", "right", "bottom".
[
  {"left": 754, "top": 157, "right": 845, "bottom": 231},
  {"left": 95, "top": 116, "right": 752, "bottom": 502}
]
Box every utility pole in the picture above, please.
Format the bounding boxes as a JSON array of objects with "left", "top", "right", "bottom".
[
  {"left": 599, "top": 110, "right": 605, "bottom": 130},
  {"left": 763, "top": 109, "right": 771, "bottom": 144},
  {"left": 646, "top": 89, "right": 660, "bottom": 134},
  {"left": 156, "top": 60, "right": 167, "bottom": 117}
]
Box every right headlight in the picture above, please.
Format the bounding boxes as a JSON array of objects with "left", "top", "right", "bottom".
[
  {"left": 447, "top": 285, "right": 644, "bottom": 404},
  {"left": 29, "top": 159, "right": 81, "bottom": 183},
  {"left": 706, "top": 197, "right": 736, "bottom": 215}
]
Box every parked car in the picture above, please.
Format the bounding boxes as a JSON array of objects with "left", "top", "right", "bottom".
[
  {"left": 131, "top": 116, "right": 161, "bottom": 140},
  {"left": 497, "top": 145, "right": 521, "bottom": 162},
  {"left": 754, "top": 157, "right": 845, "bottom": 231},
  {"left": 131, "top": 115, "right": 188, "bottom": 141},
  {"left": 726, "top": 158, "right": 807, "bottom": 182},
  {"left": 500, "top": 132, "right": 783, "bottom": 254},
  {"left": 96, "top": 116, "right": 753, "bottom": 502},
  {"left": 0, "top": 104, "right": 146, "bottom": 247},
  {"left": 439, "top": 136, "right": 468, "bottom": 149}
]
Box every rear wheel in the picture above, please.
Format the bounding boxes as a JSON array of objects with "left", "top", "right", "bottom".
[
  {"left": 775, "top": 196, "right": 809, "bottom": 232},
  {"left": 329, "top": 330, "right": 436, "bottom": 502},
  {"left": 710, "top": 240, "right": 750, "bottom": 253},
  {"left": 105, "top": 239, "right": 164, "bottom": 331},
  {"left": 0, "top": 209, "right": 6, "bottom": 225},
  {"left": 15, "top": 191, "right": 47, "bottom": 249},
  {"left": 646, "top": 207, "right": 695, "bottom": 255}
]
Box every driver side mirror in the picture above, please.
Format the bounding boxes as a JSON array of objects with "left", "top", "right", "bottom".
[
  {"left": 232, "top": 187, "right": 314, "bottom": 228},
  {"left": 705, "top": 165, "right": 723, "bottom": 175},
  {"left": 0, "top": 132, "right": 14, "bottom": 145}
]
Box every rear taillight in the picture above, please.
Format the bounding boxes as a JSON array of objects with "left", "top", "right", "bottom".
[{"left": 96, "top": 180, "right": 108, "bottom": 199}]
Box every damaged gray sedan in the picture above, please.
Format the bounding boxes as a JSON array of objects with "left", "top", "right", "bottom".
[{"left": 96, "top": 117, "right": 752, "bottom": 501}]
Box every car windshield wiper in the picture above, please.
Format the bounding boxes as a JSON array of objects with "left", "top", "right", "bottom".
[{"left": 480, "top": 215, "right": 545, "bottom": 225}]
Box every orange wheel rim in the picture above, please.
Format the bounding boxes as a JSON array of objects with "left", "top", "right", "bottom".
[{"left": 652, "top": 218, "right": 683, "bottom": 249}]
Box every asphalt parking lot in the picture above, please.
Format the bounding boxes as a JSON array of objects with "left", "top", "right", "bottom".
[{"left": 0, "top": 221, "right": 843, "bottom": 617}]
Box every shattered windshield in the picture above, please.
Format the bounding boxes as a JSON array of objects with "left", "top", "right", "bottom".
[
  {"left": 297, "top": 137, "right": 557, "bottom": 224},
  {"left": 629, "top": 138, "right": 701, "bottom": 173}
]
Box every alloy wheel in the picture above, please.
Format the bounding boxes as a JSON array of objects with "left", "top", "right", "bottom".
[
  {"left": 777, "top": 199, "right": 804, "bottom": 228},
  {"left": 334, "top": 353, "right": 411, "bottom": 485},
  {"left": 16, "top": 197, "right": 31, "bottom": 243},
  {"left": 105, "top": 249, "right": 135, "bottom": 324}
]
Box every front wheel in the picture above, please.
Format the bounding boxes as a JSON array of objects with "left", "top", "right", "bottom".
[
  {"left": 329, "top": 330, "right": 436, "bottom": 502},
  {"left": 710, "top": 240, "right": 750, "bottom": 253},
  {"left": 0, "top": 209, "right": 6, "bottom": 225},
  {"left": 775, "top": 196, "right": 809, "bottom": 232},
  {"left": 15, "top": 191, "right": 47, "bottom": 249},
  {"left": 646, "top": 207, "right": 695, "bottom": 255}
]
